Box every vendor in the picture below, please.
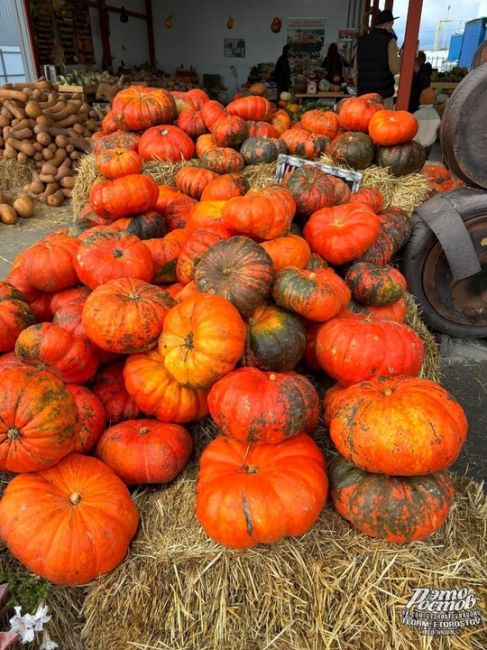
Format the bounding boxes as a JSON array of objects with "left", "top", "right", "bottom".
[
  {"left": 322, "top": 43, "right": 348, "bottom": 85},
  {"left": 274, "top": 44, "right": 292, "bottom": 98}
]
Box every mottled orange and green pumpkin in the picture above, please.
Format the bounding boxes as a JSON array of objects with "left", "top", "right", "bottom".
[
  {"left": 357, "top": 229, "right": 395, "bottom": 266},
  {"left": 315, "top": 315, "right": 424, "bottom": 386},
  {"left": 176, "top": 107, "right": 208, "bottom": 139},
  {"left": 240, "top": 137, "right": 286, "bottom": 165},
  {"left": 246, "top": 120, "right": 279, "bottom": 139},
  {"left": 328, "top": 132, "right": 376, "bottom": 170},
  {"left": 201, "top": 147, "right": 245, "bottom": 174},
  {"left": 20, "top": 233, "right": 80, "bottom": 292},
  {"left": 208, "top": 367, "right": 319, "bottom": 443},
  {"left": 196, "top": 433, "right": 328, "bottom": 548},
  {"left": 195, "top": 133, "right": 217, "bottom": 158},
  {"left": 0, "top": 282, "right": 35, "bottom": 352},
  {"left": 349, "top": 187, "right": 384, "bottom": 214},
  {"left": 328, "top": 376, "right": 468, "bottom": 475},
  {"left": 329, "top": 455, "right": 454, "bottom": 543},
  {"left": 377, "top": 207, "right": 412, "bottom": 253},
  {"left": 111, "top": 85, "right": 176, "bottom": 130},
  {"left": 194, "top": 236, "right": 274, "bottom": 317},
  {"left": 345, "top": 262, "right": 407, "bottom": 306},
  {"left": 243, "top": 303, "right": 306, "bottom": 371},
  {"left": 174, "top": 166, "right": 218, "bottom": 199},
  {"left": 95, "top": 148, "right": 143, "bottom": 180},
  {"left": 260, "top": 234, "right": 311, "bottom": 272},
  {"left": 285, "top": 166, "right": 349, "bottom": 215},
  {"left": 341, "top": 297, "right": 408, "bottom": 323},
  {"left": 271, "top": 109, "right": 292, "bottom": 135},
  {"left": 176, "top": 227, "right": 232, "bottom": 285},
  {"left": 144, "top": 228, "right": 190, "bottom": 284},
  {"left": 210, "top": 114, "right": 249, "bottom": 148},
  {"left": 280, "top": 128, "right": 325, "bottom": 160},
  {"left": 226, "top": 95, "right": 273, "bottom": 121},
  {"left": 67, "top": 384, "right": 106, "bottom": 454},
  {"left": 92, "top": 361, "right": 140, "bottom": 424},
  {"left": 301, "top": 109, "right": 339, "bottom": 138},
  {"left": 0, "top": 366, "right": 76, "bottom": 473},
  {"left": 106, "top": 211, "right": 166, "bottom": 240},
  {"left": 91, "top": 129, "right": 140, "bottom": 155},
  {"left": 272, "top": 267, "right": 350, "bottom": 322}
]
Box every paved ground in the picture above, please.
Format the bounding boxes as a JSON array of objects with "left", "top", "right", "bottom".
[{"left": 0, "top": 203, "right": 485, "bottom": 487}]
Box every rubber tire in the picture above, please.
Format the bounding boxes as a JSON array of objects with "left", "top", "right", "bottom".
[{"left": 401, "top": 188, "right": 487, "bottom": 339}]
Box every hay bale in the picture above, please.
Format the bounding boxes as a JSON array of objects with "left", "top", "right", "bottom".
[
  {"left": 0, "top": 159, "right": 32, "bottom": 198},
  {"left": 405, "top": 293, "right": 441, "bottom": 383},
  {"left": 72, "top": 153, "right": 98, "bottom": 219}
]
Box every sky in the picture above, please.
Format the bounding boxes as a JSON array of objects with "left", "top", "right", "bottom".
[{"left": 392, "top": 0, "right": 481, "bottom": 50}]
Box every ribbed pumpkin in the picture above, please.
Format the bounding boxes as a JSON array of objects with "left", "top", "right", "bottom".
[
  {"left": 240, "top": 137, "right": 286, "bottom": 164},
  {"left": 194, "top": 236, "right": 274, "bottom": 317},
  {"left": 176, "top": 108, "right": 208, "bottom": 138},
  {"left": 328, "top": 375, "right": 468, "bottom": 475},
  {"left": 226, "top": 95, "right": 273, "bottom": 121},
  {"left": 0, "top": 454, "right": 139, "bottom": 585},
  {"left": 124, "top": 349, "right": 208, "bottom": 422},
  {"left": 159, "top": 294, "right": 246, "bottom": 389},
  {"left": 243, "top": 303, "right": 306, "bottom": 371},
  {"left": 92, "top": 361, "right": 139, "bottom": 424},
  {"left": 67, "top": 384, "right": 106, "bottom": 454},
  {"left": 174, "top": 167, "right": 218, "bottom": 199},
  {"left": 345, "top": 262, "right": 407, "bottom": 306},
  {"left": 186, "top": 88, "right": 210, "bottom": 109},
  {"left": 50, "top": 286, "right": 91, "bottom": 313},
  {"left": 246, "top": 121, "right": 279, "bottom": 138},
  {"left": 315, "top": 315, "right": 424, "bottom": 386},
  {"left": 74, "top": 230, "right": 154, "bottom": 289},
  {"left": 196, "top": 133, "right": 216, "bottom": 158},
  {"left": 20, "top": 234, "right": 79, "bottom": 292},
  {"left": 280, "top": 128, "right": 324, "bottom": 159},
  {"left": 301, "top": 110, "right": 339, "bottom": 138},
  {"left": 200, "top": 173, "right": 249, "bottom": 201},
  {"left": 271, "top": 109, "right": 292, "bottom": 135},
  {"left": 0, "top": 282, "right": 35, "bottom": 352},
  {"left": 90, "top": 130, "right": 140, "bottom": 155},
  {"left": 138, "top": 125, "right": 195, "bottom": 162},
  {"left": 210, "top": 114, "right": 248, "bottom": 147},
  {"left": 89, "top": 174, "right": 159, "bottom": 220},
  {"left": 106, "top": 211, "right": 166, "bottom": 240},
  {"left": 357, "top": 230, "right": 395, "bottom": 266},
  {"left": 260, "top": 234, "right": 310, "bottom": 272},
  {"left": 375, "top": 141, "right": 426, "bottom": 176},
  {"left": 222, "top": 185, "right": 296, "bottom": 240},
  {"left": 329, "top": 456, "right": 454, "bottom": 543},
  {"left": 196, "top": 433, "right": 327, "bottom": 548},
  {"left": 112, "top": 85, "right": 176, "bottom": 130},
  {"left": 342, "top": 297, "right": 408, "bottom": 323},
  {"left": 285, "top": 166, "right": 349, "bottom": 215},
  {"left": 185, "top": 200, "right": 227, "bottom": 232},
  {"left": 200, "top": 100, "right": 226, "bottom": 130},
  {"left": 101, "top": 110, "right": 117, "bottom": 134},
  {"left": 338, "top": 93, "right": 383, "bottom": 132},
  {"left": 328, "top": 132, "right": 376, "bottom": 170},
  {"left": 52, "top": 294, "right": 88, "bottom": 338},
  {"left": 368, "top": 110, "right": 418, "bottom": 146},
  {"left": 15, "top": 322, "right": 98, "bottom": 384},
  {"left": 272, "top": 267, "right": 350, "bottom": 322},
  {"left": 304, "top": 204, "right": 380, "bottom": 265},
  {"left": 350, "top": 187, "right": 384, "bottom": 214},
  {"left": 6, "top": 264, "right": 52, "bottom": 322},
  {"left": 145, "top": 228, "right": 190, "bottom": 284},
  {"left": 95, "top": 148, "right": 143, "bottom": 180},
  {"left": 201, "top": 147, "right": 245, "bottom": 174},
  {"left": 96, "top": 419, "right": 193, "bottom": 485},
  {"left": 0, "top": 366, "right": 76, "bottom": 473},
  {"left": 82, "top": 278, "right": 175, "bottom": 354},
  {"left": 322, "top": 383, "right": 348, "bottom": 426},
  {"left": 377, "top": 207, "right": 412, "bottom": 253},
  {"left": 155, "top": 184, "right": 196, "bottom": 218},
  {"left": 176, "top": 227, "right": 231, "bottom": 285}
]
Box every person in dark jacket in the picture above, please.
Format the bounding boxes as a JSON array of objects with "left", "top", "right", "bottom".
[
  {"left": 274, "top": 44, "right": 292, "bottom": 97},
  {"left": 409, "top": 51, "right": 433, "bottom": 112},
  {"left": 322, "top": 43, "right": 346, "bottom": 84},
  {"left": 353, "top": 9, "right": 401, "bottom": 107}
]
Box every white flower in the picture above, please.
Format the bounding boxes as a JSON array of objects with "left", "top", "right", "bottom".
[
  {"left": 33, "top": 603, "right": 51, "bottom": 631},
  {"left": 39, "top": 629, "right": 58, "bottom": 650},
  {"left": 8, "top": 608, "right": 36, "bottom": 644}
]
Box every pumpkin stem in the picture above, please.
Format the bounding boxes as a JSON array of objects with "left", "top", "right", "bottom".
[
  {"left": 269, "top": 373, "right": 277, "bottom": 381},
  {"left": 69, "top": 492, "right": 81, "bottom": 505},
  {"left": 7, "top": 427, "right": 20, "bottom": 440},
  {"left": 112, "top": 248, "right": 124, "bottom": 258},
  {"left": 184, "top": 332, "right": 194, "bottom": 349},
  {"left": 243, "top": 465, "right": 259, "bottom": 474},
  {"left": 384, "top": 388, "right": 393, "bottom": 397},
  {"left": 222, "top": 267, "right": 232, "bottom": 276},
  {"left": 308, "top": 272, "right": 316, "bottom": 281},
  {"left": 127, "top": 292, "right": 140, "bottom": 301},
  {"left": 139, "top": 427, "right": 150, "bottom": 436}
]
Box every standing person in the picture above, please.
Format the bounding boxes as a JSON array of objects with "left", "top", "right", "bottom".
[
  {"left": 354, "top": 9, "right": 401, "bottom": 108},
  {"left": 274, "top": 44, "right": 292, "bottom": 98},
  {"left": 409, "top": 51, "right": 432, "bottom": 112},
  {"left": 322, "top": 43, "right": 346, "bottom": 84}
]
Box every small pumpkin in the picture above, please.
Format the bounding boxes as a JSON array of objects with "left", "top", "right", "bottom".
[
  {"left": 92, "top": 361, "right": 140, "bottom": 424},
  {"left": 301, "top": 110, "right": 339, "bottom": 138},
  {"left": 0, "top": 453, "right": 139, "bottom": 585},
  {"left": 226, "top": 96, "right": 273, "bottom": 121},
  {"left": 260, "top": 234, "right": 310, "bottom": 272},
  {"left": 106, "top": 211, "right": 166, "bottom": 240},
  {"left": 375, "top": 141, "right": 426, "bottom": 176},
  {"left": 328, "top": 375, "right": 467, "bottom": 475},
  {"left": 368, "top": 109, "right": 418, "bottom": 146},
  {"left": 176, "top": 227, "right": 231, "bottom": 285},
  {"left": 200, "top": 173, "right": 249, "bottom": 201},
  {"left": 240, "top": 137, "right": 286, "bottom": 165},
  {"left": 159, "top": 294, "right": 246, "bottom": 389},
  {"left": 377, "top": 207, "right": 412, "bottom": 253},
  {"left": 280, "top": 128, "right": 325, "bottom": 160},
  {"left": 194, "top": 236, "right": 274, "bottom": 317},
  {"left": 112, "top": 85, "right": 176, "bottom": 130},
  {"left": 185, "top": 200, "right": 227, "bottom": 232},
  {"left": 272, "top": 267, "right": 350, "bottom": 322},
  {"left": 357, "top": 229, "right": 395, "bottom": 266},
  {"left": 138, "top": 125, "right": 195, "bottom": 162},
  {"left": 95, "top": 148, "right": 143, "bottom": 179},
  {"left": 315, "top": 315, "right": 424, "bottom": 386},
  {"left": 196, "top": 433, "right": 327, "bottom": 548},
  {"left": 345, "top": 262, "right": 407, "bottom": 306},
  {"left": 176, "top": 107, "right": 208, "bottom": 138},
  {"left": 124, "top": 349, "right": 208, "bottom": 422},
  {"left": 303, "top": 204, "right": 380, "bottom": 265},
  {"left": 174, "top": 167, "right": 218, "bottom": 199},
  {"left": 96, "top": 419, "right": 193, "bottom": 486},
  {"left": 210, "top": 114, "right": 248, "bottom": 148},
  {"left": 145, "top": 228, "right": 190, "bottom": 284},
  {"left": 200, "top": 100, "right": 226, "bottom": 130},
  {"left": 338, "top": 93, "right": 383, "bottom": 132},
  {"left": 82, "top": 278, "right": 175, "bottom": 354},
  {"left": 89, "top": 174, "right": 159, "bottom": 220},
  {"left": 243, "top": 303, "right": 306, "bottom": 371},
  {"left": 201, "top": 147, "right": 245, "bottom": 174},
  {"left": 90, "top": 130, "right": 140, "bottom": 155},
  {"left": 0, "top": 366, "right": 76, "bottom": 473},
  {"left": 271, "top": 109, "right": 292, "bottom": 135},
  {"left": 328, "top": 132, "right": 376, "bottom": 170},
  {"left": 20, "top": 234, "right": 80, "bottom": 292},
  {"left": 6, "top": 264, "right": 52, "bottom": 322},
  {"left": 329, "top": 456, "right": 454, "bottom": 543},
  {"left": 285, "top": 166, "right": 348, "bottom": 215},
  {"left": 67, "top": 384, "right": 106, "bottom": 454},
  {"left": 196, "top": 133, "right": 217, "bottom": 158},
  {"left": 350, "top": 187, "right": 384, "bottom": 213},
  {"left": 246, "top": 121, "right": 279, "bottom": 138},
  {"left": 0, "top": 282, "right": 36, "bottom": 352}
]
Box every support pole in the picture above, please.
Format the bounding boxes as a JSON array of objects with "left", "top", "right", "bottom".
[
  {"left": 145, "top": 0, "right": 156, "bottom": 67},
  {"left": 384, "top": 0, "right": 394, "bottom": 10},
  {"left": 396, "top": 0, "right": 423, "bottom": 110}
]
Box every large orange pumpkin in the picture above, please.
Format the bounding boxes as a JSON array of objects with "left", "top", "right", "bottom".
[
  {"left": 329, "top": 456, "right": 454, "bottom": 543},
  {"left": 301, "top": 110, "right": 339, "bottom": 138},
  {"left": 0, "top": 366, "right": 76, "bottom": 473},
  {"left": 124, "top": 349, "right": 208, "bottom": 422},
  {"left": 176, "top": 107, "right": 208, "bottom": 138},
  {"left": 329, "top": 375, "right": 468, "bottom": 475},
  {"left": 210, "top": 114, "right": 248, "bottom": 147},
  {"left": 0, "top": 282, "right": 35, "bottom": 352},
  {"left": 260, "top": 234, "right": 310, "bottom": 272},
  {"left": 138, "top": 125, "right": 195, "bottom": 162},
  {"left": 111, "top": 85, "right": 176, "bottom": 130},
  {"left": 145, "top": 228, "right": 190, "bottom": 284},
  {"left": 315, "top": 316, "right": 424, "bottom": 386},
  {"left": 368, "top": 110, "right": 418, "bottom": 146},
  {"left": 200, "top": 173, "right": 249, "bottom": 201},
  {"left": 95, "top": 148, "right": 143, "bottom": 179},
  {"left": 92, "top": 361, "right": 139, "bottom": 424},
  {"left": 338, "top": 93, "right": 383, "bottom": 132},
  {"left": 67, "top": 384, "right": 106, "bottom": 454},
  {"left": 89, "top": 174, "right": 159, "bottom": 220},
  {"left": 0, "top": 453, "right": 139, "bottom": 585},
  {"left": 159, "top": 294, "right": 246, "bottom": 388},
  {"left": 208, "top": 368, "right": 319, "bottom": 443},
  {"left": 20, "top": 234, "right": 80, "bottom": 292},
  {"left": 226, "top": 96, "right": 273, "bottom": 121},
  {"left": 82, "top": 278, "right": 175, "bottom": 354},
  {"left": 196, "top": 433, "right": 328, "bottom": 548}
]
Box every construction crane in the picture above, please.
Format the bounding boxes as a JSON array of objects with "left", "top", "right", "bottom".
[{"left": 434, "top": 6, "right": 465, "bottom": 50}]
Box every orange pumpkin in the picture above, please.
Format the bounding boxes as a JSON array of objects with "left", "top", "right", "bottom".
[
  {"left": 246, "top": 120, "right": 279, "bottom": 138},
  {"left": 201, "top": 147, "right": 245, "bottom": 174},
  {"left": 95, "top": 148, "right": 143, "bottom": 179},
  {"left": 174, "top": 167, "right": 218, "bottom": 199},
  {"left": 0, "top": 453, "right": 139, "bottom": 585},
  {"left": 0, "top": 366, "right": 76, "bottom": 473},
  {"left": 329, "top": 376, "right": 468, "bottom": 475},
  {"left": 67, "top": 384, "right": 106, "bottom": 454},
  {"left": 195, "top": 133, "right": 216, "bottom": 158},
  {"left": 368, "top": 109, "right": 418, "bottom": 146},
  {"left": 138, "top": 125, "right": 195, "bottom": 162},
  {"left": 200, "top": 173, "right": 249, "bottom": 201},
  {"left": 350, "top": 187, "right": 384, "bottom": 213},
  {"left": 185, "top": 200, "right": 227, "bottom": 232},
  {"left": 280, "top": 128, "right": 325, "bottom": 159},
  {"left": 92, "top": 361, "right": 139, "bottom": 424},
  {"left": 0, "top": 282, "right": 35, "bottom": 353},
  {"left": 338, "top": 93, "right": 383, "bottom": 132},
  {"left": 101, "top": 110, "right": 117, "bottom": 134},
  {"left": 89, "top": 174, "right": 159, "bottom": 220},
  {"left": 19, "top": 234, "right": 80, "bottom": 292},
  {"left": 226, "top": 96, "right": 273, "bottom": 121},
  {"left": 144, "top": 228, "right": 190, "bottom": 284},
  {"left": 210, "top": 114, "right": 249, "bottom": 147},
  {"left": 176, "top": 107, "right": 208, "bottom": 138},
  {"left": 111, "top": 85, "right": 176, "bottom": 130},
  {"left": 260, "top": 234, "right": 311, "bottom": 272},
  {"left": 154, "top": 185, "right": 196, "bottom": 230},
  {"left": 271, "top": 109, "right": 292, "bottom": 135},
  {"left": 301, "top": 110, "right": 339, "bottom": 138},
  {"left": 176, "top": 227, "right": 232, "bottom": 285},
  {"left": 186, "top": 88, "right": 210, "bottom": 109},
  {"left": 196, "top": 433, "right": 328, "bottom": 548},
  {"left": 159, "top": 294, "right": 246, "bottom": 388},
  {"left": 341, "top": 297, "right": 408, "bottom": 323},
  {"left": 200, "top": 100, "right": 226, "bottom": 130}
]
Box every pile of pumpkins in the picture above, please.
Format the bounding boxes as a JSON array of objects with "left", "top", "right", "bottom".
[{"left": 0, "top": 86, "right": 468, "bottom": 588}]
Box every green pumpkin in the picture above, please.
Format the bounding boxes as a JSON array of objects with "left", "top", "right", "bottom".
[
  {"left": 328, "top": 132, "right": 376, "bottom": 170},
  {"left": 240, "top": 137, "right": 287, "bottom": 165},
  {"left": 375, "top": 141, "right": 426, "bottom": 176},
  {"left": 243, "top": 303, "right": 306, "bottom": 371}
]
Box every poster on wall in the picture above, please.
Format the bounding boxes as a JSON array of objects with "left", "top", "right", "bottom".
[
  {"left": 224, "top": 38, "right": 246, "bottom": 58},
  {"left": 287, "top": 18, "right": 325, "bottom": 78}
]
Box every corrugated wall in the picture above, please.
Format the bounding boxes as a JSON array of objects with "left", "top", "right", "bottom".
[{"left": 0, "top": 1, "right": 21, "bottom": 47}]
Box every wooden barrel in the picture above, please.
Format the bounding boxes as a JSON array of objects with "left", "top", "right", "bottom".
[
  {"left": 473, "top": 42, "right": 487, "bottom": 68},
  {"left": 440, "top": 65, "right": 487, "bottom": 189}
]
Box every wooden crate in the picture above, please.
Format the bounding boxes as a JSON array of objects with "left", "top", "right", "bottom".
[{"left": 57, "top": 84, "right": 98, "bottom": 94}]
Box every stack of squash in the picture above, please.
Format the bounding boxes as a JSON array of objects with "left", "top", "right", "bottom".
[{"left": 0, "top": 86, "right": 468, "bottom": 587}]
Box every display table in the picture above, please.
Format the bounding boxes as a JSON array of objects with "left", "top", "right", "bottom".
[
  {"left": 430, "top": 82, "right": 459, "bottom": 90},
  {"left": 295, "top": 91, "right": 348, "bottom": 104}
]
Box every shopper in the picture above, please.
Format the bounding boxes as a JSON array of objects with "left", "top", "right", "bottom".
[
  {"left": 353, "top": 9, "right": 401, "bottom": 107},
  {"left": 274, "top": 44, "right": 292, "bottom": 98},
  {"left": 413, "top": 87, "right": 441, "bottom": 159},
  {"left": 409, "top": 51, "right": 433, "bottom": 112},
  {"left": 322, "top": 43, "right": 347, "bottom": 84}
]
